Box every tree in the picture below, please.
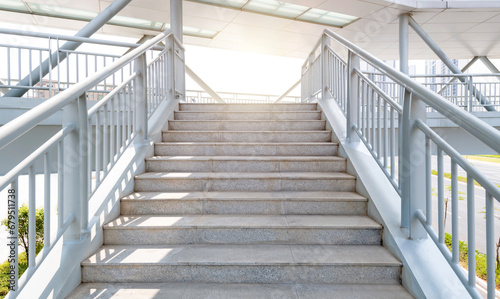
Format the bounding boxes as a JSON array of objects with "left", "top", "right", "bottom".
[{"left": 1, "top": 204, "right": 44, "bottom": 261}]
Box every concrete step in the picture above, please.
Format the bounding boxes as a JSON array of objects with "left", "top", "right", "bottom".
[
  {"left": 162, "top": 131, "right": 331, "bottom": 143},
  {"left": 168, "top": 120, "right": 326, "bottom": 131},
  {"left": 81, "top": 244, "right": 402, "bottom": 284},
  {"left": 121, "top": 191, "right": 367, "bottom": 215},
  {"left": 103, "top": 215, "right": 381, "bottom": 245},
  {"left": 145, "top": 156, "right": 346, "bottom": 173},
  {"left": 174, "top": 111, "right": 321, "bottom": 120},
  {"left": 179, "top": 103, "right": 318, "bottom": 112},
  {"left": 154, "top": 142, "right": 338, "bottom": 156},
  {"left": 134, "top": 172, "right": 356, "bottom": 192},
  {"left": 68, "top": 282, "right": 413, "bottom": 299}
]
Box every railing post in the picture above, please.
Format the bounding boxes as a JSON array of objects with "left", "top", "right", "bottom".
[
  {"left": 77, "top": 93, "right": 89, "bottom": 235},
  {"left": 134, "top": 53, "right": 148, "bottom": 144},
  {"left": 62, "top": 99, "right": 82, "bottom": 241},
  {"left": 321, "top": 33, "right": 327, "bottom": 101},
  {"left": 168, "top": 35, "right": 176, "bottom": 101},
  {"left": 400, "top": 89, "right": 427, "bottom": 239},
  {"left": 346, "top": 50, "right": 360, "bottom": 143}
]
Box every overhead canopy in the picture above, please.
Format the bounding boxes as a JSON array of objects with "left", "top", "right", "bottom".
[{"left": 0, "top": 0, "right": 500, "bottom": 60}]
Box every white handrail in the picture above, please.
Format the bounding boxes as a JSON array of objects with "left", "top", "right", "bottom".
[{"left": 322, "top": 28, "right": 500, "bottom": 153}]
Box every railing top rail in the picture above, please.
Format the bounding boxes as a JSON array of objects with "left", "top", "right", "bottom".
[
  {"left": 322, "top": 28, "right": 500, "bottom": 153},
  {"left": 0, "top": 29, "right": 172, "bottom": 151},
  {"left": 411, "top": 73, "right": 500, "bottom": 78},
  {"left": 364, "top": 71, "right": 500, "bottom": 78},
  {"left": 0, "top": 27, "right": 166, "bottom": 51}
]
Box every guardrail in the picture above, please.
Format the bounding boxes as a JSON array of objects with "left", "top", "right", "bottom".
[
  {"left": 0, "top": 29, "right": 184, "bottom": 297},
  {"left": 366, "top": 72, "right": 500, "bottom": 112},
  {"left": 185, "top": 89, "right": 301, "bottom": 103},
  {"left": 0, "top": 28, "right": 164, "bottom": 98},
  {"left": 302, "top": 28, "right": 500, "bottom": 299}
]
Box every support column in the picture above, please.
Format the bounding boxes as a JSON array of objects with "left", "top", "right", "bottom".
[
  {"left": 399, "top": 14, "right": 409, "bottom": 75},
  {"left": 400, "top": 14, "right": 427, "bottom": 239},
  {"left": 5, "top": 0, "right": 133, "bottom": 98},
  {"left": 171, "top": 0, "right": 183, "bottom": 43}
]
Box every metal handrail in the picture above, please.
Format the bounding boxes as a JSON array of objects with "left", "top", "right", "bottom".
[
  {"left": 302, "top": 28, "right": 500, "bottom": 298},
  {"left": 322, "top": 28, "right": 500, "bottom": 153},
  {"left": 0, "top": 30, "right": 171, "bottom": 151}
]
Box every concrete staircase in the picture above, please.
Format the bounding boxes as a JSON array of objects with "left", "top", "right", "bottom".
[{"left": 68, "top": 103, "right": 412, "bottom": 298}]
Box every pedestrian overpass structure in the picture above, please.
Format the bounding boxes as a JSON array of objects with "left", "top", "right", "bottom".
[{"left": 1, "top": 0, "right": 500, "bottom": 298}]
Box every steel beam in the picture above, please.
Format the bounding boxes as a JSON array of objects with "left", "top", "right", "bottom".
[
  {"left": 274, "top": 79, "right": 300, "bottom": 103},
  {"left": 4, "top": 0, "right": 132, "bottom": 98},
  {"left": 185, "top": 65, "right": 225, "bottom": 103},
  {"left": 479, "top": 56, "right": 500, "bottom": 81},
  {"left": 437, "top": 56, "right": 480, "bottom": 95},
  {"left": 408, "top": 16, "right": 495, "bottom": 111}
]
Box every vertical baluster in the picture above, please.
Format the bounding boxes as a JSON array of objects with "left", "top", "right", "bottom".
[
  {"left": 451, "top": 160, "right": 459, "bottom": 264},
  {"left": 18, "top": 48, "right": 21, "bottom": 86},
  {"left": 103, "top": 102, "right": 109, "bottom": 176},
  {"left": 437, "top": 148, "right": 444, "bottom": 243},
  {"left": 28, "top": 166, "right": 36, "bottom": 276},
  {"left": 467, "top": 173, "right": 476, "bottom": 287},
  {"left": 110, "top": 96, "right": 115, "bottom": 165},
  {"left": 43, "top": 153, "right": 51, "bottom": 250},
  {"left": 28, "top": 49, "right": 32, "bottom": 86},
  {"left": 76, "top": 53, "right": 79, "bottom": 83},
  {"left": 66, "top": 53, "right": 70, "bottom": 88},
  {"left": 383, "top": 101, "right": 388, "bottom": 168},
  {"left": 117, "top": 92, "right": 122, "bottom": 154},
  {"left": 95, "top": 111, "right": 101, "bottom": 185},
  {"left": 486, "top": 191, "right": 495, "bottom": 298},
  {"left": 425, "top": 136, "right": 432, "bottom": 226},
  {"left": 58, "top": 141, "right": 64, "bottom": 231},
  {"left": 87, "top": 116, "right": 92, "bottom": 196},
  {"left": 7, "top": 47, "right": 11, "bottom": 85},
  {"left": 376, "top": 94, "right": 381, "bottom": 158}
]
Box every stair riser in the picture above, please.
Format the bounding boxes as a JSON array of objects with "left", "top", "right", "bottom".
[
  {"left": 104, "top": 228, "right": 381, "bottom": 245},
  {"left": 179, "top": 103, "right": 318, "bottom": 112},
  {"left": 162, "top": 132, "right": 331, "bottom": 143},
  {"left": 174, "top": 112, "right": 321, "bottom": 121},
  {"left": 82, "top": 264, "right": 401, "bottom": 284},
  {"left": 168, "top": 121, "right": 326, "bottom": 131},
  {"left": 134, "top": 178, "right": 356, "bottom": 192},
  {"left": 145, "top": 160, "right": 346, "bottom": 173},
  {"left": 154, "top": 144, "right": 338, "bottom": 156},
  {"left": 121, "top": 200, "right": 367, "bottom": 215}
]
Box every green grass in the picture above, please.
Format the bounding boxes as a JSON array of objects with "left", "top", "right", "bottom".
[
  {"left": 0, "top": 244, "right": 42, "bottom": 297},
  {"left": 431, "top": 170, "right": 479, "bottom": 186},
  {"left": 444, "top": 233, "right": 500, "bottom": 289}
]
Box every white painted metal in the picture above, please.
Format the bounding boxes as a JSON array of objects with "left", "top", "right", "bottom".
[
  {"left": 0, "top": 29, "right": 184, "bottom": 297},
  {"left": 302, "top": 26, "right": 500, "bottom": 298}
]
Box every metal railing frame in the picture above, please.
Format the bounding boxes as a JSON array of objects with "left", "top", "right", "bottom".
[
  {"left": 0, "top": 28, "right": 165, "bottom": 98},
  {"left": 0, "top": 29, "right": 184, "bottom": 297},
  {"left": 302, "top": 28, "right": 500, "bottom": 299}
]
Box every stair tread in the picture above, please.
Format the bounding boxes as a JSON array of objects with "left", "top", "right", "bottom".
[
  {"left": 135, "top": 172, "right": 355, "bottom": 180},
  {"left": 155, "top": 142, "right": 337, "bottom": 145},
  {"left": 146, "top": 156, "right": 345, "bottom": 162},
  {"left": 163, "top": 130, "right": 331, "bottom": 133},
  {"left": 68, "top": 282, "right": 412, "bottom": 299},
  {"left": 122, "top": 191, "right": 366, "bottom": 201},
  {"left": 82, "top": 244, "right": 401, "bottom": 266},
  {"left": 104, "top": 215, "right": 380, "bottom": 229}
]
